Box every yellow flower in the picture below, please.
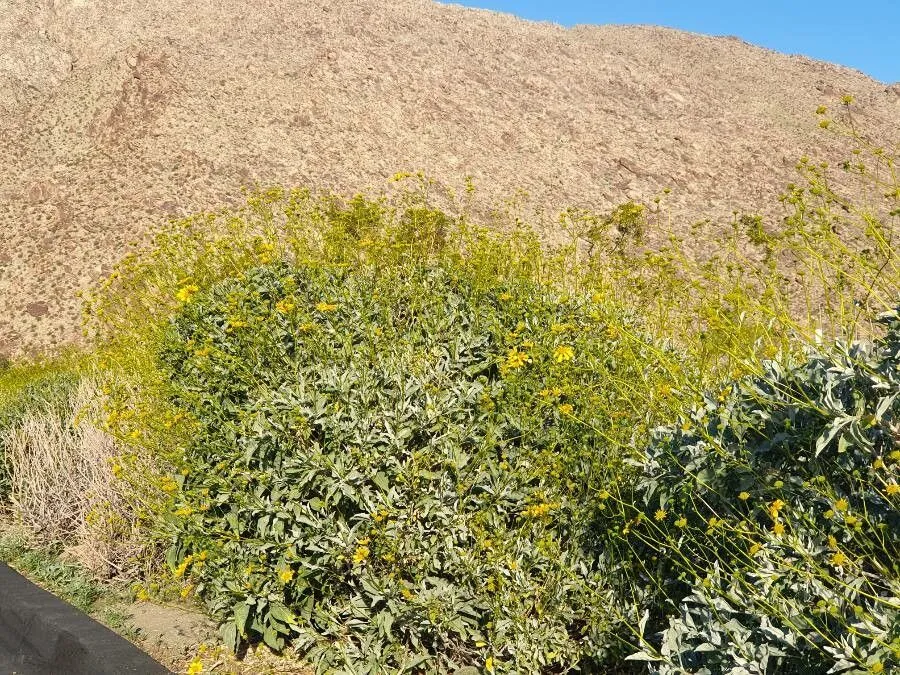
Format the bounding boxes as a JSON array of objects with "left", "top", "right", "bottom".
[
  {"left": 558, "top": 403, "right": 574, "bottom": 415},
  {"left": 553, "top": 345, "right": 575, "bottom": 363},
  {"left": 498, "top": 292, "right": 512, "bottom": 301},
  {"left": 873, "top": 457, "right": 885, "bottom": 470},
  {"left": 675, "top": 517, "right": 687, "bottom": 528},
  {"left": 773, "top": 521, "right": 786, "bottom": 535},
  {"left": 505, "top": 348, "right": 531, "bottom": 369},
  {"left": 885, "top": 484, "right": 899, "bottom": 496},
  {"left": 187, "top": 660, "right": 204, "bottom": 674},
  {"left": 654, "top": 509, "right": 667, "bottom": 522},
  {"left": 823, "top": 509, "right": 835, "bottom": 519},
  {"left": 738, "top": 491, "right": 750, "bottom": 501},
  {"left": 279, "top": 568, "right": 295, "bottom": 583},
  {"left": 815, "top": 105, "right": 827, "bottom": 115},
  {"left": 828, "top": 535, "right": 838, "bottom": 549},
  {"left": 176, "top": 284, "right": 200, "bottom": 303},
  {"left": 550, "top": 323, "right": 569, "bottom": 333},
  {"left": 830, "top": 551, "right": 848, "bottom": 567},
  {"left": 524, "top": 502, "right": 558, "bottom": 518},
  {"left": 844, "top": 514, "right": 859, "bottom": 527},
  {"left": 353, "top": 546, "right": 370, "bottom": 564},
  {"left": 173, "top": 561, "right": 190, "bottom": 579},
  {"left": 315, "top": 301, "right": 338, "bottom": 312},
  {"left": 180, "top": 584, "right": 194, "bottom": 598},
  {"left": 748, "top": 543, "right": 762, "bottom": 556},
  {"left": 870, "top": 662, "right": 884, "bottom": 674},
  {"left": 835, "top": 498, "right": 849, "bottom": 512},
  {"left": 768, "top": 499, "right": 785, "bottom": 519},
  {"left": 890, "top": 450, "right": 900, "bottom": 461},
  {"left": 485, "top": 656, "right": 495, "bottom": 673},
  {"left": 401, "top": 587, "right": 415, "bottom": 600},
  {"left": 275, "top": 298, "right": 295, "bottom": 314}
]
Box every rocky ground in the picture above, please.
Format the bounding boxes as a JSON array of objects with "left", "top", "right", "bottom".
[{"left": 2, "top": 0, "right": 899, "bottom": 356}]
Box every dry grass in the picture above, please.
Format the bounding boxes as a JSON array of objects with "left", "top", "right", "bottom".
[{"left": 5, "top": 379, "right": 144, "bottom": 576}]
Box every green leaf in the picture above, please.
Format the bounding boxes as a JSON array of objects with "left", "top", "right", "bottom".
[{"left": 233, "top": 602, "right": 250, "bottom": 635}]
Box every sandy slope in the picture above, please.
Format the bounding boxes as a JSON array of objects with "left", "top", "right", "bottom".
[{"left": 1, "top": 0, "right": 898, "bottom": 355}]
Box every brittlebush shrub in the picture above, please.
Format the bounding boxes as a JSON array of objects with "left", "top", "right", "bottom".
[
  {"left": 153, "top": 260, "right": 675, "bottom": 671},
  {"left": 616, "top": 309, "right": 900, "bottom": 673},
  {"left": 80, "top": 112, "right": 897, "bottom": 672}
]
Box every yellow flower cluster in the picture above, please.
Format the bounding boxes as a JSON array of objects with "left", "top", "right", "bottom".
[
  {"left": 523, "top": 501, "right": 559, "bottom": 518},
  {"left": 275, "top": 298, "right": 295, "bottom": 314},
  {"left": 505, "top": 347, "right": 531, "bottom": 369},
  {"left": 176, "top": 284, "right": 199, "bottom": 303},
  {"left": 768, "top": 499, "right": 785, "bottom": 520},
  {"left": 160, "top": 476, "right": 179, "bottom": 493},
  {"left": 315, "top": 301, "right": 338, "bottom": 312},
  {"left": 173, "top": 554, "right": 194, "bottom": 579},
  {"left": 353, "top": 545, "right": 371, "bottom": 564},
  {"left": 553, "top": 345, "right": 574, "bottom": 363}
]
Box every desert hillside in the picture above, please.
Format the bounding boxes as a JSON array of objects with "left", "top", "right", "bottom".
[{"left": 2, "top": 0, "right": 898, "bottom": 356}]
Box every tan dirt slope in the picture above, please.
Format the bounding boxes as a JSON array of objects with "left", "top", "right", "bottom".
[{"left": 1, "top": 0, "right": 898, "bottom": 356}]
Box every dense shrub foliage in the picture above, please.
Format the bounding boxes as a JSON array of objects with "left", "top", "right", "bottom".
[
  {"left": 155, "top": 261, "right": 674, "bottom": 671},
  {"left": 38, "top": 117, "right": 895, "bottom": 672},
  {"left": 620, "top": 309, "right": 900, "bottom": 673}
]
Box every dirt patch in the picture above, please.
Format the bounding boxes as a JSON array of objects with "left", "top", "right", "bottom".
[
  {"left": 127, "top": 601, "right": 216, "bottom": 669},
  {"left": 126, "top": 601, "right": 312, "bottom": 674}
]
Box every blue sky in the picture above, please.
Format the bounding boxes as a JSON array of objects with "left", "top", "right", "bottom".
[{"left": 444, "top": 1, "right": 899, "bottom": 83}]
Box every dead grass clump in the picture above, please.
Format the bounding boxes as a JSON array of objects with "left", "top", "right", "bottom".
[{"left": 5, "top": 379, "right": 143, "bottom": 576}]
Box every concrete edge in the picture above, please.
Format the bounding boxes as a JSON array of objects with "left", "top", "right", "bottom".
[{"left": 0, "top": 563, "right": 172, "bottom": 674}]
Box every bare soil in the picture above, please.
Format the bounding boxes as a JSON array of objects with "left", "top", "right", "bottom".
[{"left": 2, "top": 0, "right": 899, "bottom": 356}]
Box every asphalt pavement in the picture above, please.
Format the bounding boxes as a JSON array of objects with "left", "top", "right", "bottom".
[{"left": 0, "top": 563, "right": 170, "bottom": 674}]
